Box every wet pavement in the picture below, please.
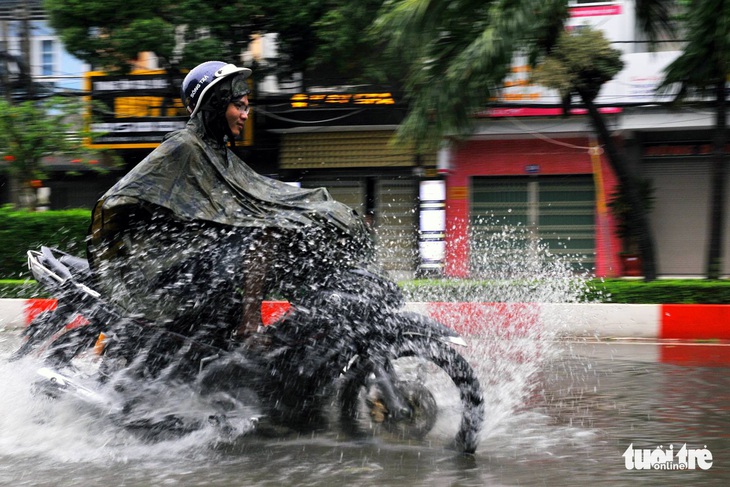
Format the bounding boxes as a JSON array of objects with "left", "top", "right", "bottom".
[{"left": 1, "top": 332, "right": 729, "bottom": 486}]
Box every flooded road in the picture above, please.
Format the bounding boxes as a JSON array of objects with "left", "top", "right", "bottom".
[{"left": 1, "top": 332, "right": 729, "bottom": 486}]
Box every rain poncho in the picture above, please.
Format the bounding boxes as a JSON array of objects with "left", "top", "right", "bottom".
[
  {"left": 90, "top": 117, "right": 367, "bottom": 251},
  {"left": 88, "top": 116, "right": 371, "bottom": 326}
]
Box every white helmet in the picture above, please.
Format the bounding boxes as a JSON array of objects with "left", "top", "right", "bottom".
[{"left": 181, "top": 61, "right": 252, "bottom": 118}]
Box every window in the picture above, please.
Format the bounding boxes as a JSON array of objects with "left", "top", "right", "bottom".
[{"left": 41, "top": 40, "right": 53, "bottom": 76}]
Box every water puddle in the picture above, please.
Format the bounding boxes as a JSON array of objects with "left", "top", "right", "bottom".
[{"left": 8, "top": 222, "right": 724, "bottom": 485}]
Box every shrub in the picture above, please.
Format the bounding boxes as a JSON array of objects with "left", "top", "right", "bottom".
[
  {"left": 0, "top": 206, "right": 90, "bottom": 279},
  {"left": 399, "top": 278, "right": 730, "bottom": 304},
  {"left": 585, "top": 279, "right": 730, "bottom": 304},
  {"left": 0, "top": 279, "right": 46, "bottom": 298}
]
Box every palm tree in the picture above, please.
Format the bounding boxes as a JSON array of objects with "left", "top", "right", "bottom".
[
  {"left": 658, "top": 0, "right": 729, "bottom": 279},
  {"left": 373, "top": 0, "right": 570, "bottom": 151},
  {"left": 531, "top": 27, "right": 658, "bottom": 280},
  {"left": 374, "top": 0, "right": 674, "bottom": 280}
]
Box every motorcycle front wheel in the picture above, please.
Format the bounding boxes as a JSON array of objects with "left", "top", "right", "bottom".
[{"left": 338, "top": 338, "right": 484, "bottom": 454}]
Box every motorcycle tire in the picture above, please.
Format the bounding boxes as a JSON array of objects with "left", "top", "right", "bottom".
[{"left": 338, "top": 338, "right": 484, "bottom": 454}]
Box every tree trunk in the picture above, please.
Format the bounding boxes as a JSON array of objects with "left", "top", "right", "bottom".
[
  {"left": 8, "top": 173, "right": 20, "bottom": 208},
  {"left": 18, "top": 180, "right": 38, "bottom": 210},
  {"left": 578, "top": 87, "right": 658, "bottom": 281},
  {"left": 706, "top": 81, "right": 727, "bottom": 279}
]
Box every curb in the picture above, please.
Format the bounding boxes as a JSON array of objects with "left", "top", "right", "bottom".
[{"left": 1, "top": 298, "right": 729, "bottom": 340}]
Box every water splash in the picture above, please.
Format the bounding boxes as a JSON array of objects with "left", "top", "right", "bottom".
[
  {"left": 400, "top": 219, "right": 600, "bottom": 446},
  {"left": 0, "top": 343, "right": 255, "bottom": 467},
  {"left": 1, "top": 215, "right": 600, "bottom": 466}
]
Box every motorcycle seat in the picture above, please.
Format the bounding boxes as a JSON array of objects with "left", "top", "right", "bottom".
[
  {"left": 40, "top": 246, "right": 90, "bottom": 280},
  {"left": 59, "top": 253, "right": 90, "bottom": 274}
]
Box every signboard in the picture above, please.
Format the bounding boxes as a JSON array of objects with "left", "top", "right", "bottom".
[
  {"left": 85, "top": 70, "right": 253, "bottom": 149},
  {"left": 486, "top": 1, "right": 687, "bottom": 114},
  {"left": 85, "top": 70, "right": 186, "bottom": 149},
  {"left": 289, "top": 92, "right": 396, "bottom": 108},
  {"left": 644, "top": 143, "right": 730, "bottom": 158},
  {"left": 487, "top": 51, "right": 681, "bottom": 115}
]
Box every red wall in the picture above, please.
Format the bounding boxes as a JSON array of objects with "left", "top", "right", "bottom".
[{"left": 444, "top": 137, "right": 620, "bottom": 277}]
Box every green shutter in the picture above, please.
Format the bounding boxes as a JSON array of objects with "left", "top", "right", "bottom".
[{"left": 470, "top": 176, "right": 595, "bottom": 275}]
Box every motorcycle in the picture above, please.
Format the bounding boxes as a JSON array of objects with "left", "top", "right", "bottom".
[{"left": 12, "top": 246, "right": 485, "bottom": 454}]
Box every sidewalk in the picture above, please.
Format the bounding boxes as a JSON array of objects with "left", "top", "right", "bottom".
[{"left": 1, "top": 298, "right": 729, "bottom": 340}]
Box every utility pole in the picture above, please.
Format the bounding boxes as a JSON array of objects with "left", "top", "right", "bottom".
[
  {"left": 1, "top": 18, "right": 10, "bottom": 101},
  {"left": 18, "top": 0, "right": 32, "bottom": 99}
]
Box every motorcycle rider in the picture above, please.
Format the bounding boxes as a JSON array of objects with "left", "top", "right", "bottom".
[{"left": 87, "top": 61, "right": 371, "bottom": 349}]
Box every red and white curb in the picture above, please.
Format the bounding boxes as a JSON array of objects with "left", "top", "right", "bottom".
[{"left": 1, "top": 298, "right": 729, "bottom": 340}]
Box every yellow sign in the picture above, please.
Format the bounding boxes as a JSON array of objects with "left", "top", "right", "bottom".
[
  {"left": 114, "top": 96, "right": 185, "bottom": 118},
  {"left": 448, "top": 186, "right": 468, "bottom": 200},
  {"left": 290, "top": 92, "right": 395, "bottom": 108}
]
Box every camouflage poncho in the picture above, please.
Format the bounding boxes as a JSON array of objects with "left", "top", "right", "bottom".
[
  {"left": 87, "top": 116, "right": 372, "bottom": 322},
  {"left": 89, "top": 116, "right": 369, "bottom": 266}
]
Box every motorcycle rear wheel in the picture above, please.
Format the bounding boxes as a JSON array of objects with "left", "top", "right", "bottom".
[{"left": 339, "top": 339, "right": 484, "bottom": 454}]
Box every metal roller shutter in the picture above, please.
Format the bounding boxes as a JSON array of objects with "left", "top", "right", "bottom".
[
  {"left": 470, "top": 176, "right": 596, "bottom": 275},
  {"left": 301, "top": 177, "right": 419, "bottom": 278},
  {"left": 280, "top": 131, "right": 419, "bottom": 170},
  {"left": 375, "top": 179, "right": 419, "bottom": 278},
  {"left": 302, "top": 178, "right": 366, "bottom": 216},
  {"left": 643, "top": 159, "right": 730, "bottom": 276}
]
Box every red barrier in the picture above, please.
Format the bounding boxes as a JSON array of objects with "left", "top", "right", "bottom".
[
  {"left": 261, "top": 301, "right": 291, "bottom": 325},
  {"left": 22, "top": 298, "right": 293, "bottom": 327},
  {"left": 24, "top": 298, "right": 56, "bottom": 324},
  {"left": 18, "top": 300, "right": 730, "bottom": 341},
  {"left": 425, "top": 302, "right": 541, "bottom": 337},
  {"left": 660, "top": 305, "right": 730, "bottom": 340}
]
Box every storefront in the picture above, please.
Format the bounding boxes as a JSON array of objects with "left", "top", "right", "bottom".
[
  {"left": 641, "top": 135, "right": 730, "bottom": 276},
  {"left": 277, "top": 129, "right": 434, "bottom": 279},
  {"left": 442, "top": 134, "right": 620, "bottom": 278}
]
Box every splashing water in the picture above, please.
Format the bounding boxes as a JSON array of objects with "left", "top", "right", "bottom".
[
  {"left": 399, "top": 218, "right": 600, "bottom": 448},
  {"left": 0, "top": 216, "right": 599, "bottom": 478},
  {"left": 0, "top": 348, "right": 254, "bottom": 467}
]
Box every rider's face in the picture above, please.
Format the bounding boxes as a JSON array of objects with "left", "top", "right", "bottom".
[{"left": 226, "top": 95, "right": 250, "bottom": 138}]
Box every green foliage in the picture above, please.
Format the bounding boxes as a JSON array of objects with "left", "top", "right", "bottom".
[
  {"left": 5, "top": 274, "right": 728, "bottom": 303},
  {"left": 398, "top": 278, "right": 730, "bottom": 304},
  {"left": 0, "top": 280, "right": 46, "bottom": 299},
  {"left": 0, "top": 97, "right": 90, "bottom": 176},
  {"left": 585, "top": 279, "right": 730, "bottom": 304},
  {"left": 0, "top": 96, "right": 104, "bottom": 208},
  {"left": 634, "top": 0, "right": 678, "bottom": 46},
  {"left": 660, "top": 0, "right": 730, "bottom": 96},
  {"left": 45, "top": 0, "right": 177, "bottom": 72},
  {"left": 307, "top": 0, "right": 397, "bottom": 84},
  {"left": 0, "top": 206, "right": 90, "bottom": 279},
  {"left": 374, "top": 0, "right": 671, "bottom": 152},
  {"left": 180, "top": 38, "right": 232, "bottom": 68},
  {"left": 531, "top": 26, "right": 624, "bottom": 103},
  {"left": 374, "top": 0, "right": 570, "bottom": 151},
  {"left": 44, "top": 0, "right": 390, "bottom": 83},
  {"left": 116, "top": 18, "right": 176, "bottom": 59}
]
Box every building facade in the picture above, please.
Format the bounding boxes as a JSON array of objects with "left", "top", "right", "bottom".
[
  {"left": 440, "top": 0, "right": 729, "bottom": 278},
  {"left": 257, "top": 92, "right": 437, "bottom": 279},
  {"left": 0, "top": 0, "right": 118, "bottom": 210},
  {"left": 5, "top": 1, "right": 728, "bottom": 279}
]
